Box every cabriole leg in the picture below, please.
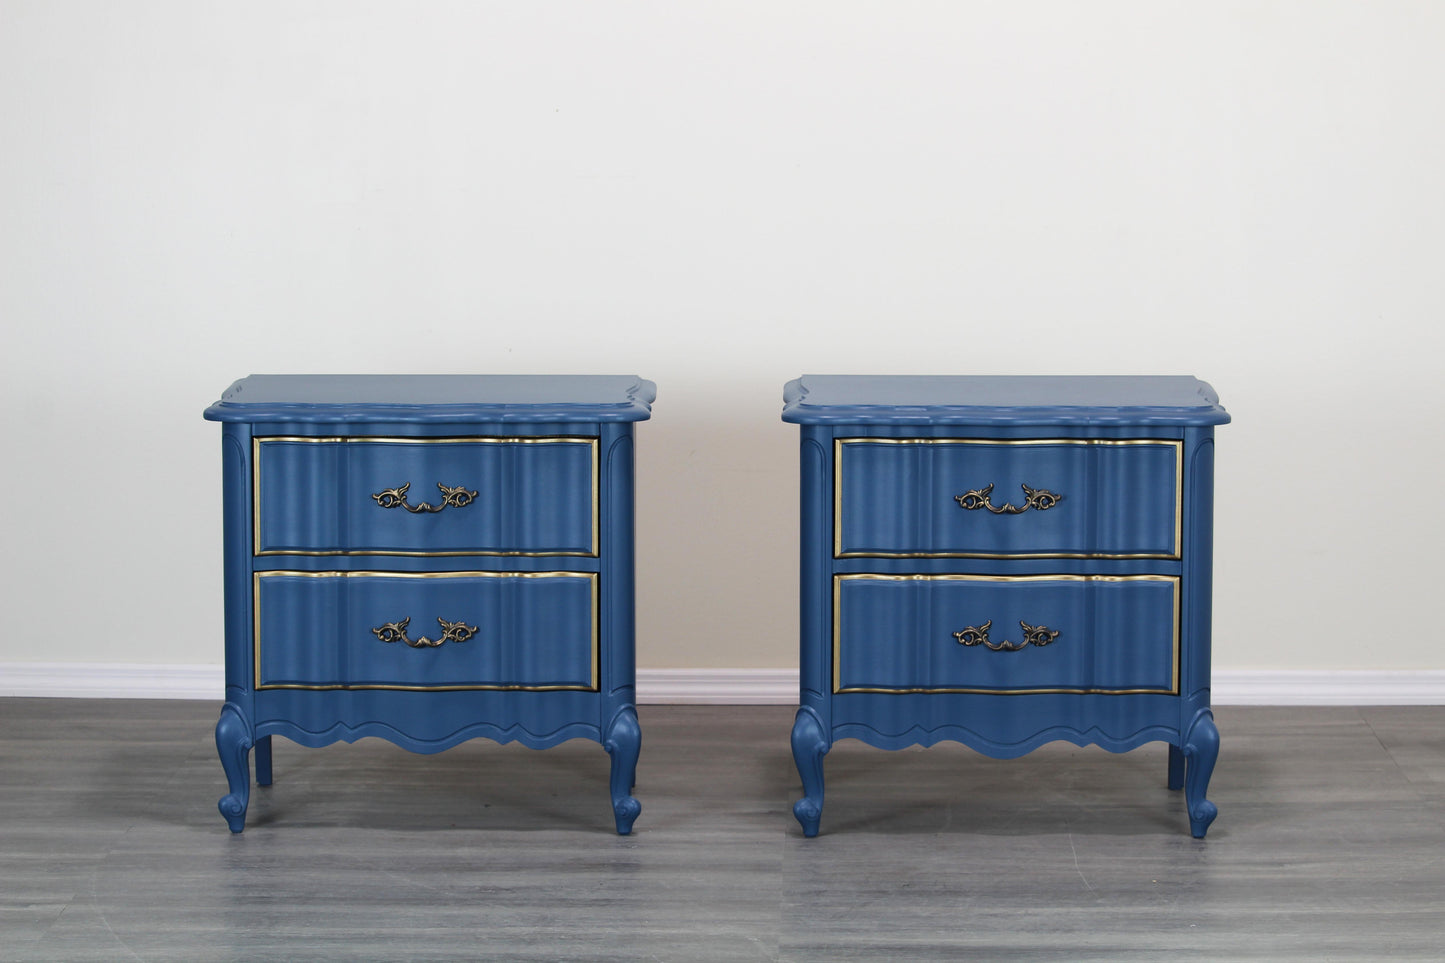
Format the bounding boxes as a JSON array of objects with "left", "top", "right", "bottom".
[
  {"left": 791, "top": 707, "right": 829, "bottom": 837},
  {"left": 604, "top": 707, "right": 642, "bottom": 835},
  {"left": 254, "top": 735, "right": 273, "bottom": 787},
  {"left": 1167, "top": 743, "right": 1185, "bottom": 791},
  {"left": 215, "top": 703, "right": 253, "bottom": 834},
  {"left": 1183, "top": 712, "right": 1220, "bottom": 838}
]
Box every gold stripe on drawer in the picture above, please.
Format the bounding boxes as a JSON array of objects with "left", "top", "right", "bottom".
[
  {"left": 252, "top": 435, "right": 600, "bottom": 558},
  {"left": 832, "top": 573, "right": 1180, "bottom": 695},
  {"left": 833, "top": 437, "right": 1184, "bottom": 560},
  {"left": 252, "top": 570, "right": 600, "bottom": 692}
]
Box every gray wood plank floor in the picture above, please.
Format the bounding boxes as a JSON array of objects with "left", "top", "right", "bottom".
[{"left": 2, "top": 700, "right": 1442, "bottom": 961}]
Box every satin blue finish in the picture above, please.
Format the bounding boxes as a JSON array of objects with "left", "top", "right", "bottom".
[
  {"left": 256, "top": 572, "right": 596, "bottom": 689},
  {"left": 254, "top": 690, "right": 604, "bottom": 749},
  {"left": 838, "top": 438, "right": 1179, "bottom": 557},
  {"left": 207, "top": 376, "right": 651, "bottom": 834},
  {"left": 205, "top": 374, "right": 656, "bottom": 423},
  {"left": 604, "top": 707, "right": 643, "bottom": 835},
  {"left": 784, "top": 374, "right": 1230, "bottom": 426},
  {"left": 836, "top": 575, "right": 1177, "bottom": 693},
  {"left": 256, "top": 438, "right": 595, "bottom": 555},
  {"left": 786, "top": 376, "right": 1226, "bottom": 838}
]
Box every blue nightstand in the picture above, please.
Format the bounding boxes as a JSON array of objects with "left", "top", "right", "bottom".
[
  {"left": 204, "top": 375, "right": 654, "bottom": 834},
  {"left": 782, "top": 375, "right": 1229, "bottom": 837}
]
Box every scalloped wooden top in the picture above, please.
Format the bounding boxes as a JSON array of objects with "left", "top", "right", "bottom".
[
  {"left": 782, "top": 375, "right": 1228, "bottom": 426},
  {"left": 205, "top": 375, "right": 656, "bottom": 423}
]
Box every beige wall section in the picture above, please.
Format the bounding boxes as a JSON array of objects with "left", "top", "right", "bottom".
[{"left": 2, "top": 3, "right": 1443, "bottom": 673}]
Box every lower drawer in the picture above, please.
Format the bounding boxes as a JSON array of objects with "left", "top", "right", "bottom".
[
  {"left": 835, "top": 573, "right": 1178, "bottom": 694},
  {"left": 255, "top": 571, "right": 597, "bottom": 690}
]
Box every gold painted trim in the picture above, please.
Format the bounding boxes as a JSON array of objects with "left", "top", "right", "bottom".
[
  {"left": 832, "top": 573, "right": 1181, "bottom": 696},
  {"left": 833, "top": 437, "right": 1184, "bottom": 560},
  {"left": 253, "top": 569, "right": 600, "bottom": 692},
  {"left": 1171, "top": 568, "right": 1181, "bottom": 695},
  {"left": 252, "top": 436, "right": 600, "bottom": 558}
]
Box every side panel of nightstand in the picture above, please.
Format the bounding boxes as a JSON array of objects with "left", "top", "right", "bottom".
[
  {"left": 216, "top": 421, "right": 258, "bottom": 831},
  {"left": 798, "top": 426, "right": 835, "bottom": 735},
  {"left": 597, "top": 422, "right": 642, "bottom": 831},
  {"left": 1180, "top": 426, "right": 1218, "bottom": 734},
  {"left": 599, "top": 422, "right": 639, "bottom": 729},
  {"left": 790, "top": 425, "right": 836, "bottom": 834},
  {"left": 221, "top": 422, "right": 256, "bottom": 716}
]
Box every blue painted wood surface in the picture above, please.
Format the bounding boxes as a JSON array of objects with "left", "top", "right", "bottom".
[
  {"left": 205, "top": 374, "right": 656, "bottom": 423},
  {"left": 785, "top": 376, "right": 1226, "bottom": 838},
  {"left": 835, "top": 574, "right": 1178, "bottom": 693},
  {"left": 207, "top": 376, "right": 651, "bottom": 834},
  {"left": 256, "top": 437, "right": 596, "bottom": 556},
  {"left": 255, "top": 572, "right": 596, "bottom": 689},
  {"left": 784, "top": 375, "right": 1229, "bottom": 425},
  {"left": 837, "top": 438, "right": 1180, "bottom": 557}
]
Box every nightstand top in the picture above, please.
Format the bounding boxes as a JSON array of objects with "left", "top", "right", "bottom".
[
  {"left": 782, "top": 375, "right": 1229, "bottom": 426},
  {"left": 204, "top": 374, "right": 656, "bottom": 423}
]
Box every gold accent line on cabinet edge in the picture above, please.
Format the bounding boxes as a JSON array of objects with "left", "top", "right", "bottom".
[
  {"left": 591, "top": 572, "right": 600, "bottom": 691},
  {"left": 591, "top": 435, "right": 600, "bottom": 559},
  {"left": 252, "top": 435, "right": 261, "bottom": 554},
  {"left": 256, "top": 569, "right": 599, "bottom": 578},
  {"left": 832, "top": 574, "right": 841, "bottom": 694},
  {"left": 835, "top": 573, "right": 1179, "bottom": 582},
  {"left": 1173, "top": 570, "right": 1181, "bottom": 694},
  {"left": 834, "top": 550, "right": 1179, "bottom": 560},
  {"left": 257, "top": 435, "right": 599, "bottom": 444},
  {"left": 253, "top": 570, "right": 600, "bottom": 692},
  {"left": 254, "top": 683, "right": 596, "bottom": 692},
  {"left": 252, "top": 435, "right": 600, "bottom": 559},
  {"left": 256, "top": 549, "right": 598, "bottom": 558},
  {"left": 1174, "top": 437, "right": 1184, "bottom": 560},
  {"left": 831, "top": 573, "right": 1180, "bottom": 696},
  {"left": 833, "top": 438, "right": 1187, "bottom": 445},
  {"left": 252, "top": 569, "right": 261, "bottom": 691},
  {"left": 832, "top": 437, "right": 1184, "bottom": 561},
  {"left": 831, "top": 682, "right": 1183, "bottom": 698}
]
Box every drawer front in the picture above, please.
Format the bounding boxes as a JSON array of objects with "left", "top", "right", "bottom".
[
  {"left": 835, "top": 574, "right": 1178, "bottom": 694},
  {"left": 255, "top": 571, "right": 597, "bottom": 690},
  {"left": 255, "top": 437, "right": 597, "bottom": 556},
  {"left": 836, "top": 438, "right": 1180, "bottom": 558}
]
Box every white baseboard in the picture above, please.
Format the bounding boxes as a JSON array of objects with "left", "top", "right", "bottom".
[
  {"left": 0, "top": 663, "right": 225, "bottom": 700},
  {"left": 636, "top": 669, "right": 800, "bottom": 705},
  {"left": 2, "top": 664, "right": 1444, "bottom": 706},
  {"left": 1210, "top": 670, "right": 1445, "bottom": 706}
]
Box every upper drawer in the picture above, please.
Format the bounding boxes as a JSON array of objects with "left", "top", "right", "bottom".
[
  {"left": 255, "top": 570, "right": 597, "bottom": 691},
  {"left": 835, "top": 573, "right": 1179, "bottom": 694},
  {"left": 835, "top": 438, "right": 1181, "bottom": 559},
  {"left": 254, "top": 436, "right": 597, "bottom": 556}
]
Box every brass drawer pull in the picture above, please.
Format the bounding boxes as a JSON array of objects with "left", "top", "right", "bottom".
[
  {"left": 953, "top": 619, "right": 1060, "bottom": 652},
  {"left": 372, "top": 616, "right": 478, "bottom": 649},
  {"left": 954, "top": 483, "right": 1062, "bottom": 515},
  {"left": 371, "top": 482, "right": 478, "bottom": 513}
]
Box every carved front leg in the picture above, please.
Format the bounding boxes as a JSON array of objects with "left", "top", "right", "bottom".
[
  {"left": 215, "top": 703, "right": 253, "bottom": 834},
  {"left": 791, "top": 707, "right": 830, "bottom": 837},
  {"left": 603, "top": 707, "right": 642, "bottom": 835},
  {"left": 1183, "top": 711, "right": 1220, "bottom": 838}
]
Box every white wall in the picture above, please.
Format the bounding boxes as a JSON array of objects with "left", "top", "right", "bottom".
[{"left": 2, "top": 1, "right": 1442, "bottom": 675}]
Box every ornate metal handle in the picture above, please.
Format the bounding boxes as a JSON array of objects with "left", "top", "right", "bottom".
[
  {"left": 371, "top": 616, "right": 478, "bottom": 648},
  {"left": 953, "top": 619, "right": 1060, "bottom": 652},
  {"left": 371, "top": 482, "right": 478, "bottom": 513},
  {"left": 954, "top": 483, "right": 1062, "bottom": 515}
]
